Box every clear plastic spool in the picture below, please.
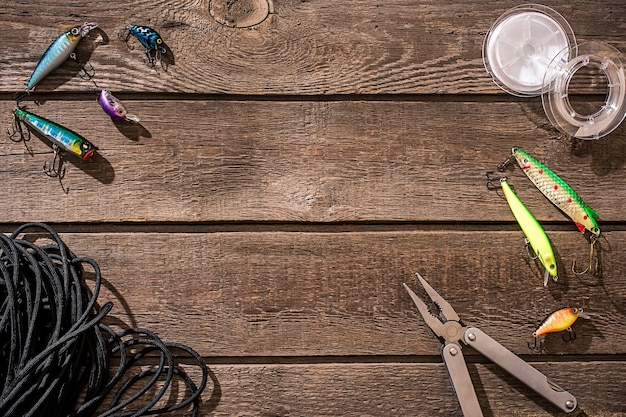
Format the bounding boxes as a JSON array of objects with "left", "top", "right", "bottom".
[
  {"left": 542, "top": 41, "right": 626, "bottom": 139},
  {"left": 483, "top": 4, "right": 576, "bottom": 97}
]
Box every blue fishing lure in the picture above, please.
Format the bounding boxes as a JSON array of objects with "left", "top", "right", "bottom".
[
  {"left": 25, "top": 22, "right": 98, "bottom": 93},
  {"left": 118, "top": 25, "right": 168, "bottom": 67}
]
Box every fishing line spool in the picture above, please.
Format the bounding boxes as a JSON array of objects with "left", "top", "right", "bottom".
[{"left": 483, "top": 4, "right": 626, "bottom": 139}]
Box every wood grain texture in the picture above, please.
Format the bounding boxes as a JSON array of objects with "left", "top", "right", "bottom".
[
  {"left": 0, "top": 0, "right": 624, "bottom": 94},
  {"left": 1, "top": 100, "right": 624, "bottom": 223},
  {"left": 103, "top": 362, "right": 626, "bottom": 417},
  {"left": 18, "top": 230, "right": 619, "bottom": 357},
  {"left": 1, "top": 1, "right": 625, "bottom": 415}
]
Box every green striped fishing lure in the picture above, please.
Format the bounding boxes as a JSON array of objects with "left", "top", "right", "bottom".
[
  {"left": 491, "top": 176, "right": 558, "bottom": 286},
  {"left": 508, "top": 148, "right": 600, "bottom": 236},
  {"left": 13, "top": 107, "right": 97, "bottom": 160}
]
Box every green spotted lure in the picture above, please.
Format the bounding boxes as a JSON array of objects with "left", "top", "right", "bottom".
[
  {"left": 501, "top": 147, "right": 600, "bottom": 236},
  {"left": 488, "top": 174, "right": 558, "bottom": 286}
]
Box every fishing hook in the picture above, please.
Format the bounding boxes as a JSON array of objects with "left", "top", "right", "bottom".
[
  {"left": 523, "top": 237, "right": 539, "bottom": 261},
  {"left": 69, "top": 53, "right": 96, "bottom": 81},
  {"left": 561, "top": 328, "right": 577, "bottom": 343},
  {"left": 118, "top": 26, "right": 135, "bottom": 50},
  {"left": 486, "top": 171, "right": 507, "bottom": 190},
  {"left": 572, "top": 235, "right": 601, "bottom": 276},
  {"left": 527, "top": 336, "right": 543, "bottom": 352},
  {"left": 43, "top": 146, "right": 66, "bottom": 179},
  {"left": 6, "top": 115, "right": 29, "bottom": 143}
]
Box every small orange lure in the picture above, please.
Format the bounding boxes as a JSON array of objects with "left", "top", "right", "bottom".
[{"left": 533, "top": 307, "right": 585, "bottom": 338}]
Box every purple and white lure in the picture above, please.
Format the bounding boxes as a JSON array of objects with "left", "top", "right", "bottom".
[{"left": 98, "top": 89, "right": 140, "bottom": 123}]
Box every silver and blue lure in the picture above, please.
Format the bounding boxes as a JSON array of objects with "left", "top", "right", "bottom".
[
  {"left": 25, "top": 22, "right": 99, "bottom": 93},
  {"left": 118, "top": 25, "right": 168, "bottom": 67}
]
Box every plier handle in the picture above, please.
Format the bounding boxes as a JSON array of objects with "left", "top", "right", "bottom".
[{"left": 404, "top": 273, "right": 578, "bottom": 416}]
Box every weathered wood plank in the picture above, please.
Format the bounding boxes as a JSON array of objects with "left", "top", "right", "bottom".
[
  {"left": 15, "top": 230, "right": 619, "bottom": 357},
  {"left": 1, "top": 100, "right": 624, "bottom": 223},
  {"left": 0, "top": 1, "right": 623, "bottom": 95},
  {"left": 107, "top": 362, "right": 626, "bottom": 416}
]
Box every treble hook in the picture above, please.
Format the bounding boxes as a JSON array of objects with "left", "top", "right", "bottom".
[
  {"left": 561, "top": 328, "right": 577, "bottom": 343},
  {"left": 523, "top": 237, "right": 539, "bottom": 261},
  {"left": 118, "top": 26, "right": 134, "bottom": 50},
  {"left": 486, "top": 171, "right": 507, "bottom": 190},
  {"left": 527, "top": 336, "right": 543, "bottom": 352},
  {"left": 43, "top": 146, "right": 66, "bottom": 179},
  {"left": 69, "top": 53, "right": 96, "bottom": 81},
  {"left": 572, "top": 235, "right": 601, "bottom": 276},
  {"left": 6, "top": 115, "right": 29, "bottom": 143}
]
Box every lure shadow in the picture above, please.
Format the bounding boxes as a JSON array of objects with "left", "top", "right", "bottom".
[
  {"left": 69, "top": 151, "right": 115, "bottom": 184},
  {"left": 145, "top": 43, "right": 175, "bottom": 71},
  {"left": 160, "top": 43, "right": 175, "bottom": 69},
  {"left": 28, "top": 130, "right": 115, "bottom": 185},
  {"left": 568, "top": 127, "right": 626, "bottom": 176},
  {"left": 112, "top": 119, "right": 152, "bottom": 142}
]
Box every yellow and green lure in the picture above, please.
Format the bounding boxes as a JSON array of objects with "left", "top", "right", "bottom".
[
  {"left": 509, "top": 147, "right": 600, "bottom": 236},
  {"left": 498, "top": 177, "right": 558, "bottom": 286}
]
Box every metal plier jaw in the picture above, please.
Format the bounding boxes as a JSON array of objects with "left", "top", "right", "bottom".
[{"left": 404, "top": 273, "right": 578, "bottom": 417}]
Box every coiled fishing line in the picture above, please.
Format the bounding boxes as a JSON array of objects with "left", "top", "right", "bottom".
[{"left": 0, "top": 223, "right": 208, "bottom": 417}]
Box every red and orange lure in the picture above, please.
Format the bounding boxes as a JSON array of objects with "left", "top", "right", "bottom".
[{"left": 529, "top": 307, "right": 589, "bottom": 351}]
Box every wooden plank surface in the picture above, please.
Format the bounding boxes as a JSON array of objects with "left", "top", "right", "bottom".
[
  {"left": 26, "top": 230, "right": 622, "bottom": 358},
  {"left": 1, "top": 99, "right": 624, "bottom": 223},
  {"left": 0, "top": 1, "right": 624, "bottom": 95},
  {"left": 142, "top": 362, "right": 626, "bottom": 417},
  {"left": 1, "top": 0, "right": 625, "bottom": 416}
]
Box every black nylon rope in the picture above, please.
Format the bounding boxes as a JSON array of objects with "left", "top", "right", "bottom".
[{"left": 0, "top": 223, "right": 208, "bottom": 417}]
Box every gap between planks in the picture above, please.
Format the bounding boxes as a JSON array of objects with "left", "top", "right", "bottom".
[
  {"left": 0, "top": 92, "right": 610, "bottom": 104},
  {"left": 3, "top": 220, "right": 626, "bottom": 235}
]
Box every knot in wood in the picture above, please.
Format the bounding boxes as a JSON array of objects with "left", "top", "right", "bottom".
[{"left": 209, "top": 0, "right": 273, "bottom": 28}]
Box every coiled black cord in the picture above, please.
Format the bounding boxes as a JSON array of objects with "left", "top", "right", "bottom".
[{"left": 0, "top": 223, "right": 208, "bottom": 417}]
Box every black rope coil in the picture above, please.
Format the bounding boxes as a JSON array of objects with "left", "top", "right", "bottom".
[{"left": 0, "top": 223, "right": 208, "bottom": 417}]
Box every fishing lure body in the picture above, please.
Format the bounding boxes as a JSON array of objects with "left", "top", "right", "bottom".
[
  {"left": 510, "top": 147, "right": 600, "bottom": 236},
  {"left": 499, "top": 178, "right": 558, "bottom": 285},
  {"left": 13, "top": 108, "right": 97, "bottom": 160},
  {"left": 98, "top": 90, "right": 140, "bottom": 122},
  {"left": 119, "top": 25, "right": 167, "bottom": 66},
  {"left": 26, "top": 22, "right": 99, "bottom": 92},
  {"left": 533, "top": 307, "right": 585, "bottom": 337}
]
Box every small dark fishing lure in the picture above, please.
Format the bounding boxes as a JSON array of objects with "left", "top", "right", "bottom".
[
  {"left": 118, "top": 25, "right": 168, "bottom": 67},
  {"left": 98, "top": 89, "right": 140, "bottom": 122}
]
